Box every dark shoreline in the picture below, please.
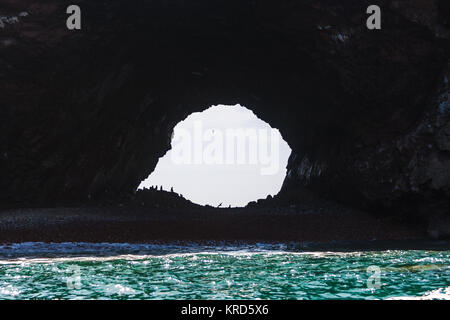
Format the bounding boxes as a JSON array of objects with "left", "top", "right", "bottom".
[
  {"left": 1, "top": 240, "right": 449, "bottom": 256},
  {"left": 0, "top": 206, "right": 440, "bottom": 249}
]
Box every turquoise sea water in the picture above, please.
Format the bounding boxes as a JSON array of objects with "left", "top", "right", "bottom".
[{"left": 0, "top": 242, "right": 449, "bottom": 300}]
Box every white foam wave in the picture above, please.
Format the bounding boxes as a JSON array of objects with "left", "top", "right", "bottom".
[
  {"left": 0, "top": 241, "right": 389, "bottom": 264},
  {"left": 388, "top": 287, "right": 450, "bottom": 300}
]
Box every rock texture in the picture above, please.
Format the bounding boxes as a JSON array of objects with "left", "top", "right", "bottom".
[{"left": 0, "top": 1, "right": 449, "bottom": 224}]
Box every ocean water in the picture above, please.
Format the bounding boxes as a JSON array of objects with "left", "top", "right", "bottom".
[{"left": 0, "top": 242, "right": 448, "bottom": 300}]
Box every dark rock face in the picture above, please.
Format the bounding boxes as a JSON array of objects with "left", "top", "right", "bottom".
[{"left": 1, "top": 1, "right": 449, "bottom": 220}]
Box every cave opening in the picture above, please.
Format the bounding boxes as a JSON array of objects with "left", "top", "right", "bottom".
[{"left": 138, "top": 104, "right": 292, "bottom": 207}]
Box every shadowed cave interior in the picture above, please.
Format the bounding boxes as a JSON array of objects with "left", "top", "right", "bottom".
[{"left": 0, "top": 0, "right": 449, "bottom": 240}]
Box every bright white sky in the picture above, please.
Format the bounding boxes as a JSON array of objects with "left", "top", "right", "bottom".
[{"left": 138, "top": 104, "right": 291, "bottom": 207}]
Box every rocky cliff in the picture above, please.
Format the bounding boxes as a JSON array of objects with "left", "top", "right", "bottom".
[{"left": 1, "top": 0, "right": 449, "bottom": 224}]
